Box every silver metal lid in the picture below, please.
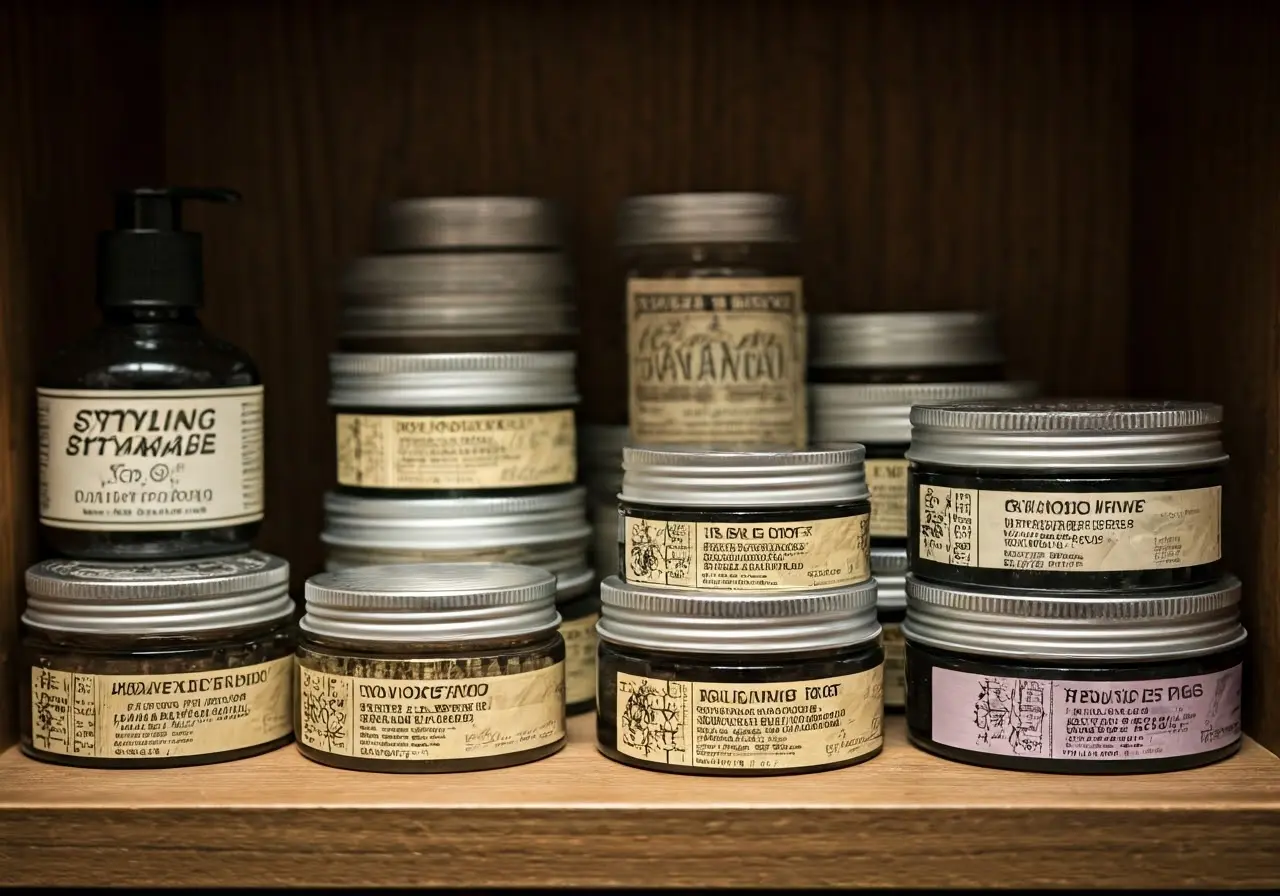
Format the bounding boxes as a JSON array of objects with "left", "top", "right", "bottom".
[
  {"left": 328, "top": 351, "right": 579, "bottom": 408},
  {"left": 907, "top": 399, "right": 1226, "bottom": 470},
  {"left": 903, "top": 575, "right": 1246, "bottom": 660},
  {"left": 598, "top": 576, "right": 879, "bottom": 654},
  {"left": 621, "top": 446, "right": 869, "bottom": 507},
  {"left": 340, "top": 293, "right": 576, "bottom": 340},
  {"left": 870, "top": 546, "right": 908, "bottom": 611},
  {"left": 811, "top": 381, "right": 1038, "bottom": 445},
  {"left": 809, "top": 311, "right": 1003, "bottom": 369},
  {"left": 341, "top": 252, "right": 570, "bottom": 296},
  {"left": 302, "top": 562, "right": 560, "bottom": 643},
  {"left": 374, "top": 197, "right": 564, "bottom": 251},
  {"left": 556, "top": 566, "right": 596, "bottom": 602},
  {"left": 23, "top": 552, "right": 293, "bottom": 635},
  {"left": 616, "top": 192, "right": 799, "bottom": 247}
]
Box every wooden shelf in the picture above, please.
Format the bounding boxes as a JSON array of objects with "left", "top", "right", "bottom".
[{"left": 2, "top": 715, "right": 1279, "bottom": 889}]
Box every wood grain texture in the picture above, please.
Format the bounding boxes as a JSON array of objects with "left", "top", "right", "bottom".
[{"left": 2, "top": 716, "right": 1279, "bottom": 888}]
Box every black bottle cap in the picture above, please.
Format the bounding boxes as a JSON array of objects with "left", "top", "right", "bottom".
[{"left": 97, "top": 187, "right": 240, "bottom": 308}]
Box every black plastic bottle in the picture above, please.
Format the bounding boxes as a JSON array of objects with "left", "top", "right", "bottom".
[{"left": 37, "top": 187, "right": 264, "bottom": 560}]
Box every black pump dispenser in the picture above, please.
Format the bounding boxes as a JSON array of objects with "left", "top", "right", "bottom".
[{"left": 97, "top": 187, "right": 239, "bottom": 308}]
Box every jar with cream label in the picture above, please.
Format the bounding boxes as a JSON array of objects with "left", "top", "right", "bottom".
[
  {"left": 908, "top": 400, "right": 1226, "bottom": 591},
  {"left": 596, "top": 576, "right": 884, "bottom": 776},
  {"left": 20, "top": 552, "right": 294, "bottom": 768},
  {"left": 558, "top": 576, "right": 601, "bottom": 715},
  {"left": 903, "top": 575, "right": 1247, "bottom": 774},
  {"left": 295, "top": 562, "right": 566, "bottom": 772},
  {"left": 870, "top": 546, "right": 908, "bottom": 711},
  {"left": 808, "top": 311, "right": 1005, "bottom": 384}
]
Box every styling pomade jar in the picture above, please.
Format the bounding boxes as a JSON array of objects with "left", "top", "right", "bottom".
[
  {"left": 907, "top": 400, "right": 1226, "bottom": 591},
  {"left": 871, "top": 546, "right": 908, "bottom": 710}
]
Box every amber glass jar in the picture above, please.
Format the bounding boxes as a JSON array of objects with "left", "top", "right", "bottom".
[
  {"left": 558, "top": 576, "right": 601, "bottom": 715},
  {"left": 808, "top": 311, "right": 1004, "bottom": 384}
]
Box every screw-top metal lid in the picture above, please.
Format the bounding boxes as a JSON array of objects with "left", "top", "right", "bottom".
[
  {"left": 811, "top": 381, "right": 1038, "bottom": 445},
  {"left": 616, "top": 192, "right": 800, "bottom": 247},
  {"left": 342, "top": 252, "right": 571, "bottom": 296},
  {"left": 23, "top": 552, "right": 292, "bottom": 635},
  {"left": 302, "top": 562, "right": 560, "bottom": 643},
  {"left": 809, "top": 311, "right": 1003, "bottom": 369},
  {"left": 870, "top": 546, "right": 908, "bottom": 611},
  {"left": 328, "top": 351, "right": 579, "bottom": 408},
  {"left": 598, "top": 576, "right": 879, "bottom": 654},
  {"left": 340, "top": 292, "right": 576, "bottom": 340},
  {"left": 621, "top": 446, "right": 869, "bottom": 507},
  {"left": 374, "top": 197, "right": 564, "bottom": 251},
  {"left": 907, "top": 399, "right": 1226, "bottom": 470},
  {"left": 903, "top": 575, "right": 1246, "bottom": 660}
]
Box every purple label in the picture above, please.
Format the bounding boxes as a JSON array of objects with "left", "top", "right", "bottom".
[{"left": 931, "top": 664, "right": 1242, "bottom": 761}]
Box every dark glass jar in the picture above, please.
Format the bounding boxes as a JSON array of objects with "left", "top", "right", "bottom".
[
  {"left": 808, "top": 311, "right": 1005, "bottom": 384},
  {"left": 907, "top": 400, "right": 1227, "bottom": 592},
  {"left": 596, "top": 576, "right": 884, "bottom": 776},
  {"left": 558, "top": 578, "right": 601, "bottom": 716},
  {"left": 903, "top": 575, "right": 1246, "bottom": 774},
  {"left": 20, "top": 552, "right": 294, "bottom": 768},
  {"left": 870, "top": 546, "right": 908, "bottom": 711},
  {"left": 295, "top": 562, "right": 566, "bottom": 773}
]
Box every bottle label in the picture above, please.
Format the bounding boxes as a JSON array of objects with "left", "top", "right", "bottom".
[
  {"left": 615, "top": 667, "right": 883, "bottom": 771},
  {"left": 930, "top": 664, "right": 1242, "bottom": 760},
  {"left": 916, "top": 485, "right": 1222, "bottom": 572},
  {"left": 335, "top": 409, "right": 576, "bottom": 490},
  {"left": 37, "top": 386, "right": 265, "bottom": 531},
  {"left": 626, "top": 277, "right": 807, "bottom": 448},
  {"left": 562, "top": 612, "right": 599, "bottom": 706},
  {"left": 28, "top": 656, "right": 292, "bottom": 760},
  {"left": 866, "top": 458, "right": 910, "bottom": 538},
  {"left": 297, "top": 663, "right": 564, "bottom": 761},
  {"left": 621, "top": 512, "right": 870, "bottom": 592},
  {"left": 882, "top": 622, "right": 906, "bottom": 708}
]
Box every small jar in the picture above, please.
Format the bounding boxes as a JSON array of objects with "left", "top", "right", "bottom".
[
  {"left": 808, "top": 311, "right": 1004, "bottom": 384},
  {"left": 295, "top": 562, "right": 566, "bottom": 773},
  {"left": 20, "top": 552, "right": 294, "bottom": 768},
  {"left": 330, "top": 351, "right": 579, "bottom": 496},
  {"left": 596, "top": 576, "right": 884, "bottom": 776},
  {"left": 558, "top": 575, "right": 602, "bottom": 716},
  {"left": 908, "top": 400, "right": 1226, "bottom": 591},
  {"left": 811, "top": 381, "right": 1036, "bottom": 541},
  {"left": 617, "top": 192, "right": 806, "bottom": 449},
  {"left": 618, "top": 446, "right": 871, "bottom": 593},
  {"left": 579, "top": 424, "right": 628, "bottom": 579},
  {"left": 903, "top": 575, "right": 1246, "bottom": 774},
  {"left": 871, "top": 546, "right": 908, "bottom": 711}
]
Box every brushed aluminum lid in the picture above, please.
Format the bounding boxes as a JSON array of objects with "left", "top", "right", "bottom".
[
  {"left": 870, "top": 546, "right": 908, "bottom": 610},
  {"left": 616, "top": 192, "right": 799, "bottom": 247},
  {"left": 341, "top": 252, "right": 571, "bottom": 296},
  {"left": 811, "top": 381, "right": 1038, "bottom": 445},
  {"left": 340, "top": 292, "right": 577, "bottom": 340},
  {"left": 374, "top": 197, "right": 564, "bottom": 251},
  {"left": 328, "top": 351, "right": 579, "bottom": 408},
  {"left": 809, "top": 311, "right": 1003, "bottom": 369}
]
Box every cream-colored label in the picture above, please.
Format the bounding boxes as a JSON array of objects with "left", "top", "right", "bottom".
[
  {"left": 882, "top": 623, "right": 906, "bottom": 708},
  {"left": 38, "top": 387, "right": 264, "bottom": 531},
  {"left": 562, "top": 612, "right": 599, "bottom": 706},
  {"left": 29, "top": 656, "right": 291, "bottom": 760},
  {"left": 297, "top": 663, "right": 564, "bottom": 761},
  {"left": 615, "top": 667, "right": 883, "bottom": 770},
  {"left": 917, "top": 485, "right": 1222, "bottom": 571},
  {"left": 335, "top": 409, "right": 576, "bottom": 490},
  {"left": 626, "top": 277, "right": 806, "bottom": 448},
  {"left": 623, "top": 513, "right": 869, "bottom": 592},
  {"left": 866, "top": 458, "right": 909, "bottom": 539}
]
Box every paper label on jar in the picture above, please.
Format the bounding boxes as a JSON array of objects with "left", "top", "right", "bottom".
[
  {"left": 626, "top": 277, "right": 806, "bottom": 448},
  {"left": 562, "top": 612, "right": 599, "bottom": 706},
  {"left": 29, "top": 656, "right": 292, "bottom": 760},
  {"left": 930, "top": 665, "right": 1242, "bottom": 760},
  {"left": 615, "top": 667, "right": 883, "bottom": 771},
  {"left": 916, "top": 485, "right": 1221, "bottom": 572},
  {"left": 297, "top": 663, "right": 564, "bottom": 761},
  {"left": 622, "top": 513, "right": 870, "bottom": 592},
  {"left": 882, "top": 622, "right": 906, "bottom": 708},
  {"left": 37, "top": 387, "right": 265, "bottom": 531},
  {"left": 335, "top": 409, "right": 576, "bottom": 490},
  {"left": 866, "top": 458, "right": 909, "bottom": 538}
]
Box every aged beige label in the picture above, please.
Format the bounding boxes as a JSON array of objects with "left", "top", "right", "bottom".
[
  {"left": 38, "top": 387, "right": 265, "bottom": 532},
  {"left": 336, "top": 409, "right": 576, "bottom": 490},
  {"left": 615, "top": 667, "right": 883, "bottom": 771},
  {"left": 297, "top": 663, "right": 564, "bottom": 761},
  {"left": 623, "top": 513, "right": 869, "bottom": 592},
  {"left": 917, "top": 485, "right": 1222, "bottom": 571},
  {"left": 562, "top": 612, "right": 599, "bottom": 706},
  {"left": 882, "top": 623, "right": 906, "bottom": 708},
  {"left": 866, "top": 458, "right": 909, "bottom": 538},
  {"left": 626, "top": 276, "right": 807, "bottom": 448},
  {"left": 29, "top": 656, "right": 292, "bottom": 760}
]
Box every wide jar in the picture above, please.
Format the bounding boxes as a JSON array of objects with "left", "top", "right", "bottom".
[
  {"left": 903, "top": 575, "right": 1246, "bottom": 774},
  {"left": 871, "top": 546, "right": 908, "bottom": 711},
  {"left": 579, "top": 423, "right": 628, "bottom": 579},
  {"left": 559, "top": 574, "right": 602, "bottom": 716},
  {"left": 907, "top": 400, "right": 1226, "bottom": 591},
  {"left": 295, "top": 562, "right": 566, "bottom": 773},
  {"left": 596, "top": 576, "right": 883, "bottom": 776},
  {"left": 330, "top": 351, "right": 578, "bottom": 496},
  {"left": 808, "top": 311, "right": 1004, "bottom": 384},
  {"left": 617, "top": 192, "right": 806, "bottom": 449},
  {"left": 618, "top": 446, "right": 871, "bottom": 593},
  {"left": 20, "top": 552, "right": 294, "bottom": 768}
]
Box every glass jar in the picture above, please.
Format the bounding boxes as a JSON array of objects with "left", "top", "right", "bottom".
[
  {"left": 596, "top": 576, "right": 883, "bottom": 776},
  {"left": 558, "top": 576, "right": 601, "bottom": 716},
  {"left": 808, "top": 311, "right": 1004, "bottom": 384},
  {"left": 295, "top": 562, "right": 566, "bottom": 773},
  {"left": 903, "top": 575, "right": 1246, "bottom": 774},
  {"left": 617, "top": 192, "right": 806, "bottom": 449},
  {"left": 20, "top": 552, "right": 294, "bottom": 768},
  {"left": 908, "top": 400, "right": 1226, "bottom": 592},
  {"left": 578, "top": 424, "right": 628, "bottom": 580},
  {"left": 870, "top": 546, "right": 908, "bottom": 711}
]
